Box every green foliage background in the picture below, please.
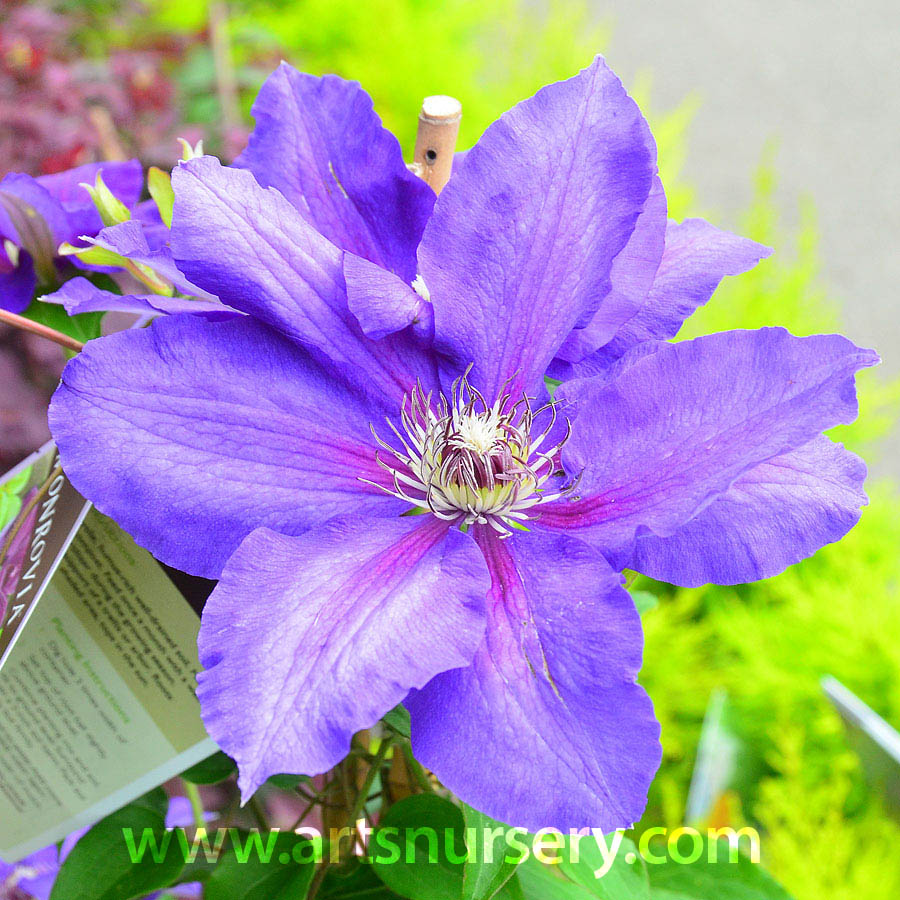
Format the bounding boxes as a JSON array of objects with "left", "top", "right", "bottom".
[{"left": 102, "top": 1, "right": 900, "bottom": 895}]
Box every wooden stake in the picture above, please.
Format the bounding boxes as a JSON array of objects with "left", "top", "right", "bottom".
[
  {"left": 413, "top": 95, "right": 462, "bottom": 195},
  {"left": 0, "top": 308, "right": 84, "bottom": 353}
]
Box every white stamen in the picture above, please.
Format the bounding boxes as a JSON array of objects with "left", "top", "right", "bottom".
[{"left": 365, "top": 371, "right": 572, "bottom": 537}]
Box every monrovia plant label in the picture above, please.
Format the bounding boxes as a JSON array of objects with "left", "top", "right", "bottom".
[{"left": 0, "top": 441, "right": 216, "bottom": 862}]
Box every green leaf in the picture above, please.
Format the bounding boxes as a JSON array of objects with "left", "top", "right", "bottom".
[
  {"left": 81, "top": 172, "right": 131, "bottom": 226},
  {"left": 646, "top": 837, "right": 795, "bottom": 900},
  {"left": 50, "top": 789, "right": 185, "bottom": 900},
  {"left": 558, "top": 834, "right": 650, "bottom": 900},
  {"left": 27, "top": 296, "right": 103, "bottom": 348},
  {"left": 383, "top": 703, "right": 412, "bottom": 737},
  {"left": 372, "top": 794, "right": 467, "bottom": 900},
  {"left": 148, "top": 166, "right": 176, "bottom": 228},
  {"left": 204, "top": 830, "right": 315, "bottom": 900},
  {"left": 630, "top": 591, "right": 658, "bottom": 617},
  {"left": 517, "top": 856, "right": 595, "bottom": 899},
  {"left": 320, "top": 860, "right": 405, "bottom": 898},
  {"left": 372, "top": 796, "right": 522, "bottom": 900},
  {"left": 266, "top": 773, "right": 314, "bottom": 791},
  {"left": 461, "top": 805, "right": 521, "bottom": 900},
  {"left": 180, "top": 751, "right": 237, "bottom": 785}
]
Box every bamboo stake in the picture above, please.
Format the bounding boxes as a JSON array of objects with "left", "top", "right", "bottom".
[
  {"left": 0, "top": 308, "right": 84, "bottom": 353},
  {"left": 412, "top": 95, "right": 462, "bottom": 195}
]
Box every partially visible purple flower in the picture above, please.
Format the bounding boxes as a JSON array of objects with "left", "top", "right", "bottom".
[
  {"left": 0, "top": 797, "right": 201, "bottom": 900},
  {"left": 0, "top": 160, "right": 142, "bottom": 313},
  {"left": 49, "top": 58, "right": 877, "bottom": 831}
]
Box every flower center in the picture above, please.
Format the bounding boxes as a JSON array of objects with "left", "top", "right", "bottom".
[{"left": 367, "top": 372, "right": 570, "bottom": 536}]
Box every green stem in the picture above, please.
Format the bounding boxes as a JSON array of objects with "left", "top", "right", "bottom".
[
  {"left": 248, "top": 795, "right": 268, "bottom": 831},
  {"left": 346, "top": 735, "right": 394, "bottom": 828},
  {"left": 182, "top": 780, "right": 206, "bottom": 831},
  {"left": 400, "top": 741, "right": 435, "bottom": 793}
]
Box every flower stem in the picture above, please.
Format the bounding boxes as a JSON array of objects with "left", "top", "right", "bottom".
[
  {"left": 400, "top": 740, "right": 435, "bottom": 793},
  {"left": 182, "top": 780, "right": 206, "bottom": 831},
  {"left": 0, "top": 308, "right": 84, "bottom": 352},
  {"left": 345, "top": 734, "right": 395, "bottom": 829}
]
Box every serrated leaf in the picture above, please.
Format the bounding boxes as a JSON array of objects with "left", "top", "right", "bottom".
[{"left": 50, "top": 789, "right": 184, "bottom": 900}]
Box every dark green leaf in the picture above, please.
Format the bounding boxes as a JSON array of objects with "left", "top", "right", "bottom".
[
  {"left": 371, "top": 794, "right": 467, "bottom": 900},
  {"left": 646, "top": 836, "right": 795, "bottom": 900},
  {"left": 204, "top": 830, "right": 316, "bottom": 900},
  {"left": 26, "top": 296, "right": 103, "bottom": 347},
  {"left": 267, "top": 773, "right": 313, "bottom": 790},
  {"left": 461, "top": 805, "right": 521, "bottom": 900},
  {"left": 180, "top": 751, "right": 237, "bottom": 785},
  {"left": 50, "top": 789, "right": 184, "bottom": 900},
  {"left": 320, "top": 860, "right": 405, "bottom": 898},
  {"left": 383, "top": 704, "right": 412, "bottom": 737}
]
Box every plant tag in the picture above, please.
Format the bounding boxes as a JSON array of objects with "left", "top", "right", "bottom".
[{"left": 0, "top": 441, "right": 217, "bottom": 862}]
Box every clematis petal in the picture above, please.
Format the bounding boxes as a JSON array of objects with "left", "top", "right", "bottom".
[
  {"left": 171, "top": 156, "right": 437, "bottom": 403},
  {"left": 197, "top": 515, "right": 489, "bottom": 800},
  {"left": 85, "top": 219, "right": 214, "bottom": 298},
  {"left": 540, "top": 328, "right": 878, "bottom": 554},
  {"left": 235, "top": 63, "right": 434, "bottom": 281},
  {"left": 616, "top": 435, "right": 868, "bottom": 586},
  {"left": 407, "top": 527, "right": 660, "bottom": 832},
  {"left": 571, "top": 218, "right": 771, "bottom": 379},
  {"left": 418, "top": 55, "right": 656, "bottom": 402},
  {"left": 37, "top": 159, "right": 143, "bottom": 239},
  {"left": 555, "top": 176, "right": 668, "bottom": 365},
  {"left": 41, "top": 276, "right": 232, "bottom": 318},
  {"left": 0, "top": 172, "right": 71, "bottom": 247},
  {"left": 343, "top": 252, "right": 424, "bottom": 339},
  {"left": 49, "top": 314, "right": 399, "bottom": 579},
  {"left": 0, "top": 245, "right": 36, "bottom": 313}
]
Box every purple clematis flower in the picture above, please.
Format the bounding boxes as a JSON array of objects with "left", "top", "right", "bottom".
[
  {"left": 49, "top": 57, "right": 877, "bottom": 831},
  {"left": 0, "top": 161, "right": 143, "bottom": 313}
]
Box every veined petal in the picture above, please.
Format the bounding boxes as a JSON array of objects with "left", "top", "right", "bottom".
[
  {"left": 618, "top": 436, "right": 868, "bottom": 586},
  {"left": 418, "top": 55, "right": 656, "bottom": 402},
  {"left": 49, "top": 314, "right": 398, "bottom": 578},
  {"left": 407, "top": 527, "right": 660, "bottom": 832},
  {"left": 171, "top": 156, "right": 438, "bottom": 403},
  {"left": 555, "top": 176, "right": 668, "bottom": 364},
  {"left": 37, "top": 159, "right": 143, "bottom": 239},
  {"left": 343, "top": 252, "right": 424, "bottom": 339},
  {"left": 0, "top": 172, "right": 71, "bottom": 247},
  {"left": 571, "top": 218, "right": 771, "bottom": 379},
  {"left": 197, "top": 516, "right": 489, "bottom": 800},
  {"left": 41, "top": 276, "right": 232, "bottom": 318},
  {"left": 85, "top": 219, "right": 214, "bottom": 298},
  {"left": 541, "top": 328, "right": 878, "bottom": 553},
  {"left": 235, "top": 63, "right": 434, "bottom": 281}
]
